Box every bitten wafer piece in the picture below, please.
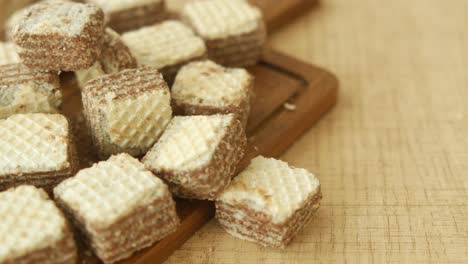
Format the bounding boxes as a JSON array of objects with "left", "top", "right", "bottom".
[
  {"left": 86, "top": 0, "right": 167, "bottom": 33},
  {"left": 143, "top": 114, "right": 246, "bottom": 200},
  {"left": 182, "top": 0, "right": 266, "bottom": 67},
  {"left": 0, "top": 63, "right": 62, "bottom": 119},
  {"left": 122, "top": 20, "right": 207, "bottom": 83},
  {"left": 13, "top": 0, "right": 105, "bottom": 71},
  {"left": 216, "top": 156, "right": 322, "bottom": 248},
  {"left": 172, "top": 60, "right": 252, "bottom": 127},
  {"left": 82, "top": 67, "right": 172, "bottom": 158},
  {"left": 0, "top": 42, "right": 20, "bottom": 65},
  {"left": 76, "top": 28, "right": 137, "bottom": 88},
  {"left": 54, "top": 153, "right": 180, "bottom": 264},
  {"left": 0, "top": 185, "right": 77, "bottom": 264},
  {"left": 0, "top": 114, "right": 78, "bottom": 192}
]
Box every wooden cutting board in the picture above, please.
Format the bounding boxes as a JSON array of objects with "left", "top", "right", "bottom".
[{"left": 66, "top": 49, "right": 337, "bottom": 263}]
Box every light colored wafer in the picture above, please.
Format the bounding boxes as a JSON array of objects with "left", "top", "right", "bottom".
[
  {"left": 182, "top": 0, "right": 265, "bottom": 66},
  {"left": 0, "top": 113, "right": 77, "bottom": 191},
  {"left": 172, "top": 60, "right": 252, "bottom": 127},
  {"left": 82, "top": 67, "right": 172, "bottom": 158},
  {"left": 13, "top": 0, "right": 105, "bottom": 71},
  {"left": 143, "top": 114, "right": 246, "bottom": 200},
  {"left": 0, "top": 63, "right": 62, "bottom": 119},
  {"left": 0, "top": 42, "right": 20, "bottom": 66},
  {"left": 122, "top": 20, "right": 206, "bottom": 83},
  {"left": 86, "top": 0, "right": 167, "bottom": 33},
  {"left": 76, "top": 28, "right": 137, "bottom": 88},
  {"left": 54, "top": 153, "right": 180, "bottom": 263},
  {"left": 0, "top": 185, "right": 77, "bottom": 264},
  {"left": 216, "top": 156, "right": 322, "bottom": 248}
]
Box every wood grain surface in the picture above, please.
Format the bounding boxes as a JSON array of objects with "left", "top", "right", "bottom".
[{"left": 166, "top": 0, "right": 468, "bottom": 263}]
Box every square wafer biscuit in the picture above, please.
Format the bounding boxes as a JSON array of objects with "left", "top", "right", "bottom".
[
  {"left": 13, "top": 0, "right": 105, "bottom": 71},
  {"left": 216, "top": 156, "right": 322, "bottom": 248},
  {"left": 182, "top": 0, "right": 266, "bottom": 67},
  {"left": 82, "top": 67, "right": 172, "bottom": 158},
  {"left": 143, "top": 114, "right": 246, "bottom": 200},
  {"left": 0, "top": 63, "right": 62, "bottom": 119},
  {"left": 76, "top": 28, "right": 137, "bottom": 88},
  {"left": 86, "top": 0, "right": 168, "bottom": 33},
  {"left": 172, "top": 60, "right": 253, "bottom": 127},
  {"left": 0, "top": 0, "right": 38, "bottom": 35},
  {"left": 0, "top": 42, "right": 20, "bottom": 66},
  {"left": 0, "top": 113, "right": 78, "bottom": 192},
  {"left": 54, "top": 153, "right": 180, "bottom": 264},
  {"left": 122, "top": 20, "right": 207, "bottom": 84},
  {"left": 0, "top": 185, "right": 77, "bottom": 264}
]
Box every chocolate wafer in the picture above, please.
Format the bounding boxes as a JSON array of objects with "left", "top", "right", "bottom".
[
  {"left": 216, "top": 156, "right": 322, "bottom": 248},
  {"left": 0, "top": 113, "right": 78, "bottom": 192},
  {"left": 172, "top": 60, "right": 253, "bottom": 127},
  {"left": 143, "top": 114, "right": 246, "bottom": 200},
  {"left": 82, "top": 67, "right": 172, "bottom": 158},
  {"left": 122, "top": 20, "right": 207, "bottom": 84},
  {"left": 54, "top": 153, "right": 180, "bottom": 264},
  {"left": 13, "top": 0, "right": 105, "bottom": 71},
  {"left": 182, "top": 0, "right": 266, "bottom": 67},
  {"left": 0, "top": 63, "right": 62, "bottom": 118},
  {"left": 75, "top": 28, "right": 137, "bottom": 88},
  {"left": 0, "top": 185, "right": 77, "bottom": 264}
]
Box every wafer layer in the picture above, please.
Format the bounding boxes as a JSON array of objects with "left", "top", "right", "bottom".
[
  {"left": 54, "top": 153, "right": 180, "bottom": 263},
  {"left": 87, "top": 0, "right": 167, "bottom": 32},
  {"left": 13, "top": 0, "right": 105, "bottom": 71},
  {"left": 0, "top": 185, "right": 77, "bottom": 264},
  {"left": 82, "top": 67, "right": 172, "bottom": 158},
  {"left": 216, "top": 156, "right": 322, "bottom": 248},
  {"left": 182, "top": 0, "right": 265, "bottom": 67},
  {"left": 0, "top": 63, "right": 62, "bottom": 118},
  {"left": 143, "top": 114, "right": 247, "bottom": 200},
  {"left": 122, "top": 20, "right": 206, "bottom": 83},
  {"left": 172, "top": 60, "right": 252, "bottom": 127},
  {"left": 0, "top": 114, "right": 77, "bottom": 191}
]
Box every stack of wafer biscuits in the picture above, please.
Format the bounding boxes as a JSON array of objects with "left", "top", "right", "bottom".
[
  {"left": 0, "top": 185, "right": 77, "bottom": 264},
  {"left": 122, "top": 20, "right": 207, "bottom": 83},
  {"left": 0, "top": 42, "right": 20, "bottom": 65},
  {"left": 54, "top": 153, "right": 180, "bottom": 263},
  {"left": 172, "top": 60, "right": 253, "bottom": 127},
  {"left": 12, "top": 0, "right": 105, "bottom": 71},
  {"left": 82, "top": 67, "right": 172, "bottom": 158},
  {"left": 216, "top": 156, "right": 322, "bottom": 248},
  {"left": 182, "top": 0, "right": 266, "bottom": 67},
  {"left": 143, "top": 114, "right": 247, "bottom": 200},
  {"left": 76, "top": 28, "right": 137, "bottom": 88},
  {"left": 86, "top": 0, "right": 168, "bottom": 33},
  {"left": 0, "top": 113, "right": 77, "bottom": 192},
  {"left": 0, "top": 63, "right": 61, "bottom": 118}
]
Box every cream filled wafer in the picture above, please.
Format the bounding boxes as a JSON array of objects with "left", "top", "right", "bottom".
[
  {"left": 54, "top": 153, "right": 180, "bottom": 264},
  {"left": 13, "top": 0, "right": 105, "bottom": 71},
  {"left": 172, "top": 60, "right": 252, "bottom": 127},
  {"left": 122, "top": 20, "right": 207, "bottom": 84},
  {"left": 216, "top": 156, "right": 322, "bottom": 248},
  {"left": 0, "top": 113, "right": 78, "bottom": 192},
  {"left": 182, "top": 0, "right": 266, "bottom": 67},
  {"left": 0, "top": 63, "right": 62, "bottom": 118},
  {"left": 143, "top": 114, "right": 246, "bottom": 200},
  {"left": 0, "top": 185, "right": 77, "bottom": 264},
  {"left": 82, "top": 67, "right": 172, "bottom": 158}
]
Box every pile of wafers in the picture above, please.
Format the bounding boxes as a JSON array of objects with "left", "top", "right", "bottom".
[{"left": 0, "top": 0, "right": 322, "bottom": 263}]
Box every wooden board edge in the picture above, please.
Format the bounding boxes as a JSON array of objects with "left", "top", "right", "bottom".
[{"left": 127, "top": 49, "right": 338, "bottom": 264}]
